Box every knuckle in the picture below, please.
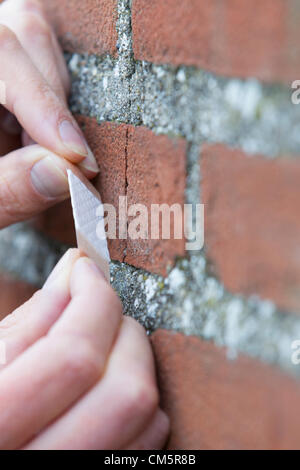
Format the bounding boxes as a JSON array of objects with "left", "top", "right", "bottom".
[
  {"left": 0, "top": 24, "right": 18, "bottom": 50},
  {"left": 34, "top": 79, "right": 53, "bottom": 100},
  {"left": 31, "top": 78, "right": 61, "bottom": 112},
  {"left": 62, "top": 335, "right": 101, "bottom": 384},
  {"left": 122, "top": 376, "right": 159, "bottom": 419},
  {"left": 18, "top": 12, "right": 52, "bottom": 43},
  {"left": 17, "top": 0, "right": 44, "bottom": 16},
  {"left": 0, "top": 173, "right": 23, "bottom": 221}
]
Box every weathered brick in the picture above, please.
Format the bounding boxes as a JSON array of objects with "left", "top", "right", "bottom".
[
  {"left": 202, "top": 144, "right": 300, "bottom": 313},
  {"left": 35, "top": 117, "right": 127, "bottom": 261},
  {"left": 152, "top": 329, "right": 300, "bottom": 450},
  {"left": 125, "top": 126, "right": 186, "bottom": 276},
  {"left": 78, "top": 117, "right": 128, "bottom": 262},
  {"left": 132, "top": 0, "right": 300, "bottom": 83},
  {"left": 0, "top": 274, "right": 36, "bottom": 321},
  {"left": 36, "top": 119, "right": 186, "bottom": 276},
  {"left": 43, "top": 0, "right": 118, "bottom": 56}
]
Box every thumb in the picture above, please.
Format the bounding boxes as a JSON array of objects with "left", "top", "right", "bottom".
[{"left": 0, "top": 144, "right": 83, "bottom": 228}]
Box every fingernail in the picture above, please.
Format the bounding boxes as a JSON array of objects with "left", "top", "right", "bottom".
[
  {"left": 78, "top": 145, "right": 100, "bottom": 174},
  {"left": 43, "top": 249, "right": 81, "bottom": 290},
  {"left": 31, "top": 155, "right": 69, "bottom": 198},
  {"left": 77, "top": 257, "right": 106, "bottom": 280},
  {"left": 59, "top": 120, "right": 89, "bottom": 158}
]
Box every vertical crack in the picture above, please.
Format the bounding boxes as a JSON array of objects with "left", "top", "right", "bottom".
[
  {"left": 117, "top": 0, "right": 133, "bottom": 263},
  {"left": 122, "top": 126, "right": 129, "bottom": 263}
]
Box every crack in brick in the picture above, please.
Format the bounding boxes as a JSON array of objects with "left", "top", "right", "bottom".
[{"left": 122, "top": 127, "right": 129, "bottom": 263}]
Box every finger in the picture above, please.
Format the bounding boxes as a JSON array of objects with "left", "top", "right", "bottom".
[
  {"left": 0, "top": 249, "right": 81, "bottom": 369},
  {"left": 0, "top": 2, "right": 69, "bottom": 101},
  {"left": 0, "top": 257, "right": 122, "bottom": 449},
  {"left": 0, "top": 144, "right": 97, "bottom": 228},
  {"left": 50, "top": 28, "right": 71, "bottom": 95},
  {"left": 124, "top": 409, "right": 170, "bottom": 450},
  {"left": 49, "top": 257, "right": 122, "bottom": 352},
  {"left": 25, "top": 317, "right": 159, "bottom": 450},
  {"left": 0, "top": 25, "right": 98, "bottom": 172}
]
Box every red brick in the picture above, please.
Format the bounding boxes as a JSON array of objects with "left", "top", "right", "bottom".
[
  {"left": 202, "top": 144, "right": 300, "bottom": 313},
  {"left": 152, "top": 329, "right": 300, "bottom": 450},
  {"left": 43, "top": 0, "right": 118, "bottom": 56},
  {"left": 78, "top": 117, "right": 128, "bottom": 262},
  {"left": 125, "top": 126, "right": 186, "bottom": 276},
  {"left": 132, "top": 0, "right": 300, "bottom": 83},
  {"left": 36, "top": 119, "right": 186, "bottom": 275},
  {"left": 0, "top": 274, "right": 36, "bottom": 321},
  {"left": 35, "top": 118, "right": 128, "bottom": 261}
]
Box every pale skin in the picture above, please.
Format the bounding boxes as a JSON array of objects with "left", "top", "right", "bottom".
[{"left": 0, "top": 0, "right": 169, "bottom": 450}]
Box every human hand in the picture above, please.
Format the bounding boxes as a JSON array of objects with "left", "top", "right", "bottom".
[
  {"left": 0, "top": 0, "right": 99, "bottom": 228},
  {"left": 0, "top": 249, "right": 169, "bottom": 450}
]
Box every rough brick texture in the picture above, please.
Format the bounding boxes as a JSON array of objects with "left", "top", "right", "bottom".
[
  {"left": 132, "top": 0, "right": 300, "bottom": 83},
  {"left": 202, "top": 144, "right": 300, "bottom": 313},
  {"left": 152, "top": 329, "right": 300, "bottom": 450},
  {"left": 44, "top": 0, "right": 118, "bottom": 56},
  {"left": 77, "top": 117, "right": 128, "bottom": 262},
  {"left": 0, "top": 274, "right": 36, "bottom": 321},
  {"left": 36, "top": 118, "right": 186, "bottom": 276},
  {"left": 125, "top": 126, "right": 186, "bottom": 275}
]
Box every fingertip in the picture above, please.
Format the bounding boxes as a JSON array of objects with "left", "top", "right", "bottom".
[
  {"left": 58, "top": 120, "right": 87, "bottom": 157},
  {"left": 71, "top": 257, "right": 107, "bottom": 284},
  {"left": 77, "top": 146, "right": 100, "bottom": 175},
  {"left": 43, "top": 248, "right": 82, "bottom": 291}
]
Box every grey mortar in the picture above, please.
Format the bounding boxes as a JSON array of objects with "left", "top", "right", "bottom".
[{"left": 1, "top": 0, "right": 300, "bottom": 379}]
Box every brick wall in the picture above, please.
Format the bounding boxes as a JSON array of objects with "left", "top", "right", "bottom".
[
  {"left": 2, "top": 0, "right": 300, "bottom": 449},
  {"left": 131, "top": 0, "right": 300, "bottom": 83}
]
